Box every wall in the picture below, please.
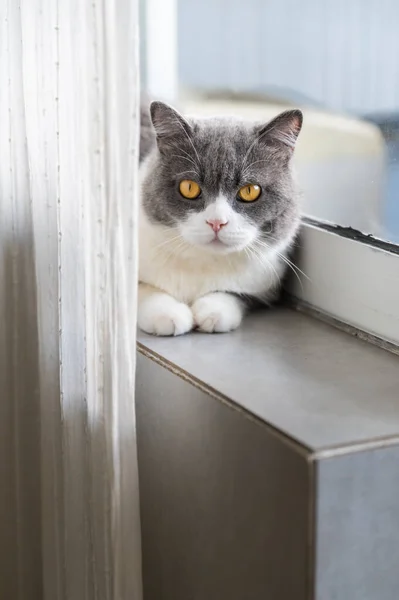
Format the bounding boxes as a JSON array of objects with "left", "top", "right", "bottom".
[{"left": 178, "top": 0, "right": 399, "bottom": 115}]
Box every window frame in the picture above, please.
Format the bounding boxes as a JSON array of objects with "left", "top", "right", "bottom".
[
  {"left": 143, "top": 0, "right": 178, "bottom": 102},
  {"left": 287, "top": 219, "right": 399, "bottom": 349}
]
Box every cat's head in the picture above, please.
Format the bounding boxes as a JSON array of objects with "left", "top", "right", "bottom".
[{"left": 141, "top": 101, "right": 303, "bottom": 255}]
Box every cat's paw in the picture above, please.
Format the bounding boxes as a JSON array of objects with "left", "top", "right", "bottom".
[
  {"left": 138, "top": 294, "right": 193, "bottom": 336},
  {"left": 192, "top": 293, "right": 244, "bottom": 333}
]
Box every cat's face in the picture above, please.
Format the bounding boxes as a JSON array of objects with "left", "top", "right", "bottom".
[{"left": 141, "top": 102, "right": 302, "bottom": 255}]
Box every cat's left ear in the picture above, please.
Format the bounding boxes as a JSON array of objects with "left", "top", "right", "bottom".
[
  {"left": 150, "top": 101, "right": 193, "bottom": 153},
  {"left": 256, "top": 109, "right": 303, "bottom": 151}
]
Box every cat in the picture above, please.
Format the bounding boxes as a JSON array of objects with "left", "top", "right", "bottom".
[{"left": 138, "top": 98, "right": 303, "bottom": 336}]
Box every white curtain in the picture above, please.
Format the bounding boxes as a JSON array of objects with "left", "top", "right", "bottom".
[{"left": 0, "top": 0, "right": 142, "bottom": 598}]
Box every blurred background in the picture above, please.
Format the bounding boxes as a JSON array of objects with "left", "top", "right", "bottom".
[{"left": 140, "top": 0, "right": 399, "bottom": 243}]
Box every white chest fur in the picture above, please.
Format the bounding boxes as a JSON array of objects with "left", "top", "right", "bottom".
[{"left": 139, "top": 208, "right": 285, "bottom": 305}]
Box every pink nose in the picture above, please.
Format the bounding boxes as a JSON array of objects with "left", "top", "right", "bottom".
[{"left": 206, "top": 219, "right": 228, "bottom": 233}]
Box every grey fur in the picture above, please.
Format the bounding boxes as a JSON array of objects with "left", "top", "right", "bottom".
[
  {"left": 140, "top": 100, "right": 302, "bottom": 250},
  {"left": 139, "top": 94, "right": 156, "bottom": 162}
]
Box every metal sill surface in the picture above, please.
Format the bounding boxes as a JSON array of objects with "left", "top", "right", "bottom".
[{"left": 137, "top": 307, "right": 399, "bottom": 453}]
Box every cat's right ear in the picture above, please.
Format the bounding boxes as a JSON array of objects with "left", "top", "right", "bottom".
[{"left": 150, "top": 101, "right": 192, "bottom": 153}]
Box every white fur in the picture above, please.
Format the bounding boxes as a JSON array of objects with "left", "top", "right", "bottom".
[
  {"left": 138, "top": 206, "right": 290, "bottom": 295},
  {"left": 192, "top": 293, "right": 244, "bottom": 333},
  {"left": 179, "top": 196, "right": 258, "bottom": 253},
  {"left": 138, "top": 284, "right": 193, "bottom": 336},
  {"left": 138, "top": 161, "right": 296, "bottom": 336}
]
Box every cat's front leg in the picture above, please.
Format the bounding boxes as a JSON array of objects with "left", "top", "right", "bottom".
[
  {"left": 138, "top": 283, "right": 194, "bottom": 336},
  {"left": 192, "top": 292, "right": 245, "bottom": 333}
]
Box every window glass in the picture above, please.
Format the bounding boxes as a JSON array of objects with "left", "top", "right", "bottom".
[{"left": 173, "top": 0, "right": 399, "bottom": 243}]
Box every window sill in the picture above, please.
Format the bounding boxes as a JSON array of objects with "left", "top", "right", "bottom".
[{"left": 137, "top": 307, "right": 399, "bottom": 455}]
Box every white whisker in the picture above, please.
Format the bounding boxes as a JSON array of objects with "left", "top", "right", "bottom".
[
  {"left": 157, "top": 238, "right": 187, "bottom": 270},
  {"left": 277, "top": 254, "right": 310, "bottom": 282},
  {"left": 153, "top": 233, "right": 182, "bottom": 251},
  {"left": 276, "top": 254, "right": 305, "bottom": 292},
  {"left": 245, "top": 245, "right": 281, "bottom": 287},
  {"left": 170, "top": 154, "right": 198, "bottom": 169},
  {"left": 172, "top": 144, "right": 199, "bottom": 163},
  {"left": 242, "top": 159, "right": 270, "bottom": 177},
  {"left": 176, "top": 170, "right": 199, "bottom": 178},
  {"left": 241, "top": 125, "right": 277, "bottom": 173},
  {"left": 172, "top": 117, "right": 202, "bottom": 171},
  {"left": 254, "top": 239, "right": 310, "bottom": 291}
]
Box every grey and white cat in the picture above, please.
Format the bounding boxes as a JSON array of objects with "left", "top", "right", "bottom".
[{"left": 138, "top": 99, "right": 303, "bottom": 336}]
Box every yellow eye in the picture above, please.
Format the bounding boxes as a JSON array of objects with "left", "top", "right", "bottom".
[
  {"left": 238, "top": 184, "right": 261, "bottom": 202},
  {"left": 179, "top": 179, "right": 201, "bottom": 199}
]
